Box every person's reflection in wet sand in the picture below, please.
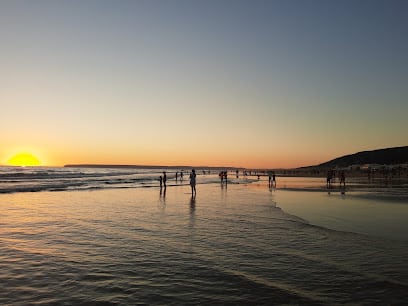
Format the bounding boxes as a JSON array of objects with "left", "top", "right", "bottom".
[{"left": 190, "top": 195, "right": 196, "bottom": 215}]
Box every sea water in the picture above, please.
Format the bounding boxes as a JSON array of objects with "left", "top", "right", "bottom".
[{"left": 0, "top": 167, "right": 407, "bottom": 305}]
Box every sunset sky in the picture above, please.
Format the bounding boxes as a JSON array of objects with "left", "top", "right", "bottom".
[{"left": 1, "top": 0, "right": 407, "bottom": 168}]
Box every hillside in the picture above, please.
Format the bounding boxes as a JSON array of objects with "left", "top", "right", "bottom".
[{"left": 316, "top": 146, "right": 408, "bottom": 168}]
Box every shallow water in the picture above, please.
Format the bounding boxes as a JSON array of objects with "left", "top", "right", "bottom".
[
  {"left": 269, "top": 188, "right": 408, "bottom": 242},
  {"left": 1, "top": 181, "right": 407, "bottom": 305}
]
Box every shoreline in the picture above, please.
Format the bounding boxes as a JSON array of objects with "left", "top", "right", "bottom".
[{"left": 1, "top": 177, "right": 407, "bottom": 304}]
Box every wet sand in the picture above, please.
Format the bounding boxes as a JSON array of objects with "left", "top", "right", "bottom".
[{"left": 1, "top": 175, "right": 407, "bottom": 305}]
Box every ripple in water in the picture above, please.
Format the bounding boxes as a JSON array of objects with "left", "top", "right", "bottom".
[{"left": 0, "top": 184, "right": 407, "bottom": 305}]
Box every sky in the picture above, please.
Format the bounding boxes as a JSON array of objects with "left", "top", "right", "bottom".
[{"left": 1, "top": 0, "right": 407, "bottom": 168}]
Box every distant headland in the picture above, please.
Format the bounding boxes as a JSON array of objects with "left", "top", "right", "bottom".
[{"left": 310, "top": 146, "right": 408, "bottom": 169}]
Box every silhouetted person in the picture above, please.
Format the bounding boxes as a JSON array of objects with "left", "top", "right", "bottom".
[
  {"left": 339, "top": 170, "right": 346, "bottom": 188},
  {"left": 272, "top": 173, "right": 276, "bottom": 188},
  {"left": 180, "top": 171, "right": 184, "bottom": 181},
  {"left": 163, "top": 171, "right": 167, "bottom": 188},
  {"left": 268, "top": 171, "right": 272, "bottom": 188},
  {"left": 159, "top": 175, "right": 163, "bottom": 189},
  {"left": 326, "top": 170, "right": 333, "bottom": 189},
  {"left": 190, "top": 169, "right": 196, "bottom": 195}
]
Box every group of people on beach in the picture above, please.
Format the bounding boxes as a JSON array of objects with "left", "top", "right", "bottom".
[
  {"left": 159, "top": 170, "right": 196, "bottom": 196},
  {"left": 268, "top": 171, "right": 276, "bottom": 188},
  {"left": 159, "top": 168, "right": 347, "bottom": 197},
  {"left": 219, "top": 171, "right": 228, "bottom": 185},
  {"left": 175, "top": 171, "right": 184, "bottom": 182},
  {"left": 327, "top": 169, "right": 346, "bottom": 189}
]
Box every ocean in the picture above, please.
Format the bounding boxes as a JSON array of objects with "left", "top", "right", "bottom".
[{"left": 1, "top": 166, "right": 407, "bottom": 305}]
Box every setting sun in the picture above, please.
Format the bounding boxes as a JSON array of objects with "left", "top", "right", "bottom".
[{"left": 7, "top": 152, "right": 41, "bottom": 167}]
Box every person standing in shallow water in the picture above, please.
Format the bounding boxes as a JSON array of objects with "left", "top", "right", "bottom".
[
  {"left": 326, "top": 170, "right": 332, "bottom": 189},
  {"left": 272, "top": 173, "right": 276, "bottom": 188},
  {"left": 163, "top": 171, "right": 167, "bottom": 188},
  {"left": 190, "top": 169, "right": 196, "bottom": 196},
  {"left": 339, "top": 170, "right": 346, "bottom": 188}
]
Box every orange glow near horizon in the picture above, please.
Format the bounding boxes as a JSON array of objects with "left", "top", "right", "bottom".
[
  {"left": 0, "top": 146, "right": 325, "bottom": 169},
  {"left": 30, "top": 152, "right": 316, "bottom": 169},
  {"left": 0, "top": 142, "right": 374, "bottom": 169}
]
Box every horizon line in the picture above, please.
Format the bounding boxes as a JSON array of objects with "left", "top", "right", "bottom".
[{"left": 63, "top": 163, "right": 289, "bottom": 170}]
